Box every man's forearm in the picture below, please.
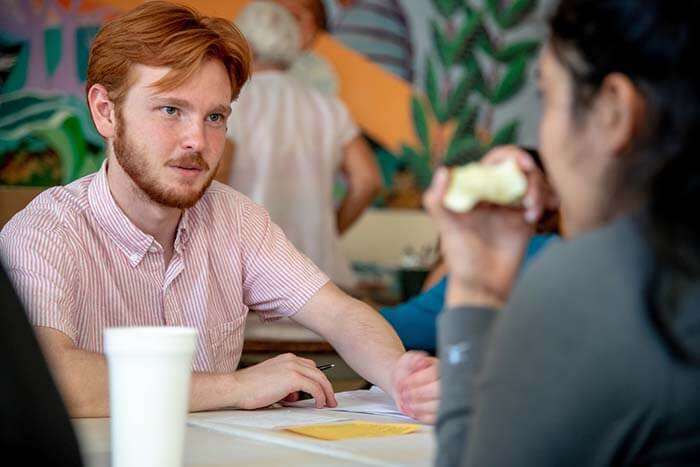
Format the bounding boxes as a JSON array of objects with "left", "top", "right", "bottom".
[
  {"left": 51, "top": 348, "right": 239, "bottom": 417},
  {"left": 48, "top": 347, "right": 110, "bottom": 418},
  {"left": 325, "top": 298, "right": 406, "bottom": 394},
  {"left": 189, "top": 372, "right": 238, "bottom": 411}
]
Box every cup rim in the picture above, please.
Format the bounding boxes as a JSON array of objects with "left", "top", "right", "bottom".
[
  {"left": 104, "top": 326, "right": 197, "bottom": 336},
  {"left": 104, "top": 327, "right": 198, "bottom": 355}
]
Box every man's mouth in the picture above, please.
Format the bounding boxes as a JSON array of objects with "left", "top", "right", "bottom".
[
  {"left": 171, "top": 164, "right": 202, "bottom": 171},
  {"left": 167, "top": 155, "right": 209, "bottom": 174}
]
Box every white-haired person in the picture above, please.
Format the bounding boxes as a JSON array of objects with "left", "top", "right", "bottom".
[{"left": 217, "top": 0, "right": 380, "bottom": 290}]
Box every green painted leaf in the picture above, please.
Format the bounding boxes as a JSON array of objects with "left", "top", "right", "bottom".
[
  {"left": 411, "top": 95, "right": 431, "bottom": 153},
  {"left": 77, "top": 151, "right": 106, "bottom": 178},
  {"left": 32, "top": 112, "right": 86, "bottom": 184},
  {"left": 0, "top": 93, "right": 64, "bottom": 122},
  {"left": 485, "top": 0, "right": 536, "bottom": 29},
  {"left": 400, "top": 143, "right": 422, "bottom": 161},
  {"left": 0, "top": 91, "right": 105, "bottom": 184},
  {"left": 400, "top": 144, "right": 434, "bottom": 190},
  {"left": 431, "top": 20, "right": 453, "bottom": 67},
  {"left": 0, "top": 110, "right": 87, "bottom": 184},
  {"left": 488, "top": 120, "right": 520, "bottom": 148},
  {"left": 484, "top": 0, "right": 507, "bottom": 29},
  {"left": 462, "top": 56, "right": 487, "bottom": 98},
  {"left": 0, "top": 39, "right": 29, "bottom": 93},
  {"left": 451, "top": 12, "right": 483, "bottom": 65},
  {"left": 445, "top": 69, "right": 478, "bottom": 119},
  {"left": 462, "top": 0, "right": 478, "bottom": 18},
  {"left": 494, "top": 40, "right": 540, "bottom": 62},
  {"left": 490, "top": 56, "right": 528, "bottom": 104},
  {"left": 432, "top": 0, "right": 460, "bottom": 18},
  {"left": 444, "top": 135, "right": 480, "bottom": 166},
  {"left": 44, "top": 27, "right": 61, "bottom": 77},
  {"left": 502, "top": 0, "right": 537, "bottom": 28},
  {"left": 454, "top": 104, "right": 479, "bottom": 139},
  {"left": 0, "top": 90, "right": 104, "bottom": 149},
  {"left": 476, "top": 28, "right": 496, "bottom": 57},
  {"left": 425, "top": 57, "right": 445, "bottom": 123},
  {"left": 77, "top": 26, "right": 100, "bottom": 83}
]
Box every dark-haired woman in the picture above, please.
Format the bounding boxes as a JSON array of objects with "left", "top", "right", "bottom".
[{"left": 423, "top": 0, "right": 700, "bottom": 465}]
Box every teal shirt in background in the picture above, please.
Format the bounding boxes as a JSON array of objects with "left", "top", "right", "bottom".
[{"left": 379, "top": 234, "right": 557, "bottom": 352}]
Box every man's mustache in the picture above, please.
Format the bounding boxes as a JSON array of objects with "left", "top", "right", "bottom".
[{"left": 167, "top": 153, "right": 209, "bottom": 171}]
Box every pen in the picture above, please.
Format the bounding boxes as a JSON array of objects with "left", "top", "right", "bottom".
[
  {"left": 317, "top": 363, "right": 335, "bottom": 372},
  {"left": 296, "top": 364, "right": 336, "bottom": 401}
]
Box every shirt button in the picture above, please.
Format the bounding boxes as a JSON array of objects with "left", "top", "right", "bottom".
[
  {"left": 149, "top": 246, "right": 157, "bottom": 253},
  {"left": 130, "top": 254, "right": 139, "bottom": 262}
]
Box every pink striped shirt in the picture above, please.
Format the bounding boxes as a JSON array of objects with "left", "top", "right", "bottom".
[{"left": 0, "top": 163, "right": 329, "bottom": 372}]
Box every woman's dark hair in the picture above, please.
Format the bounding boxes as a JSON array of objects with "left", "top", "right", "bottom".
[{"left": 548, "top": 0, "right": 700, "bottom": 360}]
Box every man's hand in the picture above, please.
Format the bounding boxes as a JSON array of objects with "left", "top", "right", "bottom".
[
  {"left": 392, "top": 351, "right": 440, "bottom": 424},
  {"left": 232, "top": 353, "right": 337, "bottom": 409}
]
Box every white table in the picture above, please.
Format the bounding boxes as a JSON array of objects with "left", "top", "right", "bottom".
[{"left": 74, "top": 410, "right": 435, "bottom": 467}]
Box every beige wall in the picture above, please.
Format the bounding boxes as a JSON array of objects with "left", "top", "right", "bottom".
[{"left": 341, "top": 208, "right": 437, "bottom": 266}]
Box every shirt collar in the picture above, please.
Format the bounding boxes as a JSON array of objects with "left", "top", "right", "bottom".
[{"left": 88, "top": 161, "right": 191, "bottom": 267}]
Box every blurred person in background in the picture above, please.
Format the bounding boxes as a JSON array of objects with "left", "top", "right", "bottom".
[{"left": 218, "top": 0, "right": 380, "bottom": 290}]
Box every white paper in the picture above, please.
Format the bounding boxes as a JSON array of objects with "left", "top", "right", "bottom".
[
  {"left": 285, "top": 387, "right": 414, "bottom": 421},
  {"left": 188, "top": 407, "right": 350, "bottom": 429}
]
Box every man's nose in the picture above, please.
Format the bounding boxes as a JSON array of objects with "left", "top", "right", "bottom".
[{"left": 181, "top": 118, "right": 206, "bottom": 153}]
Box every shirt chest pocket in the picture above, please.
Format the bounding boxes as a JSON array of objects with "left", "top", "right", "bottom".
[{"left": 208, "top": 315, "right": 246, "bottom": 373}]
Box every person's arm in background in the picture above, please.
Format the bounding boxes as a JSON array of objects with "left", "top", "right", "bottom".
[
  {"left": 214, "top": 138, "right": 235, "bottom": 184},
  {"left": 378, "top": 235, "right": 557, "bottom": 354},
  {"left": 379, "top": 277, "right": 447, "bottom": 352},
  {"left": 336, "top": 135, "right": 381, "bottom": 235},
  {"left": 422, "top": 258, "right": 448, "bottom": 291}
]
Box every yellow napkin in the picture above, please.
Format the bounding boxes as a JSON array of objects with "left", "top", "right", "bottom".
[{"left": 284, "top": 421, "right": 419, "bottom": 440}]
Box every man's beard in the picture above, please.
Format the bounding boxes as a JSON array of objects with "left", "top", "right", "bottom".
[{"left": 113, "top": 110, "right": 216, "bottom": 209}]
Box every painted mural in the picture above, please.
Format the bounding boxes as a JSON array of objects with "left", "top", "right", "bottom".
[
  {"left": 0, "top": 0, "right": 112, "bottom": 185},
  {"left": 0, "top": 0, "right": 544, "bottom": 209}
]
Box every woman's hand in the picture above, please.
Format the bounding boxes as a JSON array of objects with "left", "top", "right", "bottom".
[{"left": 423, "top": 146, "right": 555, "bottom": 308}]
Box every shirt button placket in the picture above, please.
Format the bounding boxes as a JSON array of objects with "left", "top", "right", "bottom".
[{"left": 163, "top": 285, "right": 175, "bottom": 325}]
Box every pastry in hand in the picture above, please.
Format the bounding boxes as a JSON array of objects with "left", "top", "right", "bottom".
[{"left": 443, "top": 158, "right": 528, "bottom": 212}]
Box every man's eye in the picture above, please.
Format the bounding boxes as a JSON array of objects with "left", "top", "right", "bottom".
[
  {"left": 161, "top": 106, "right": 178, "bottom": 115},
  {"left": 208, "top": 113, "right": 225, "bottom": 123}
]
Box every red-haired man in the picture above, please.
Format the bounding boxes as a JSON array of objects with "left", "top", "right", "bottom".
[{"left": 0, "top": 1, "right": 438, "bottom": 423}]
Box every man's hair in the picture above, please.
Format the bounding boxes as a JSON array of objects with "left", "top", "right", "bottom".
[
  {"left": 86, "top": 1, "right": 251, "bottom": 105},
  {"left": 236, "top": 1, "right": 301, "bottom": 67}
]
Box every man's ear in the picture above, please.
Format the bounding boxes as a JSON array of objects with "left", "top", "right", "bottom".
[
  {"left": 87, "top": 84, "right": 116, "bottom": 139},
  {"left": 594, "top": 73, "right": 646, "bottom": 158}
]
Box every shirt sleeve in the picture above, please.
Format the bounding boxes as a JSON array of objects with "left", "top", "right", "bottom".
[
  {"left": 238, "top": 198, "right": 329, "bottom": 321},
  {"left": 436, "top": 306, "right": 497, "bottom": 467},
  {"left": 0, "top": 205, "right": 79, "bottom": 343}
]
